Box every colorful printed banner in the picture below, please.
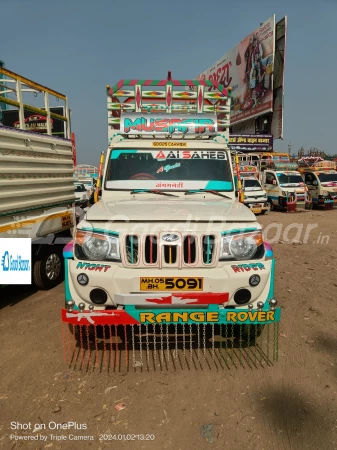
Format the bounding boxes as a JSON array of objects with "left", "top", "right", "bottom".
[
  {"left": 2, "top": 107, "right": 66, "bottom": 137},
  {"left": 271, "top": 17, "right": 287, "bottom": 139},
  {"left": 198, "top": 15, "right": 276, "bottom": 125},
  {"left": 120, "top": 113, "right": 217, "bottom": 135},
  {"left": 229, "top": 134, "right": 273, "bottom": 151}
]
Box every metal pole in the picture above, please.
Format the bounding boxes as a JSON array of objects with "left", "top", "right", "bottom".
[
  {"left": 16, "top": 80, "right": 25, "bottom": 130},
  {"left": 44, "top": 91, "right": 52, "bottom": 135},
  {"left": 94, "top": 151, "right": 105, "bottom": 203},
  {"left": 235, "top": 152, "right": 243, "bottom": 202}
]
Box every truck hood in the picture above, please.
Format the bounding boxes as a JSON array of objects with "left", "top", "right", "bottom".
[
  {"left": 320, "top": 182, "right": 337, "bottom": 188},
  {"left": 85, "top": 197, "right": 256, "bottom": 222},
  {"left": 278, "top": 186, "right": 305, "bottom": 193},
  {"left": 245, "top": 190, "right": 266, "bottom": 197}
]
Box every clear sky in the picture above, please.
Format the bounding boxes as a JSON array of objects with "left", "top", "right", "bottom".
[{"left": 2, "top": 0, "right": 336, "bottom": 165}]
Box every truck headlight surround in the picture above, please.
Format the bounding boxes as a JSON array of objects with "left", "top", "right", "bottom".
[
  {"left": 220, "top": 231, "right": 263, "bottom": 261},
  {"left": 75, "top": 230, "right": 120, "bottom": 261}
]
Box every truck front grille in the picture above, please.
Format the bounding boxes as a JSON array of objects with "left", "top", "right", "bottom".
[{"left": 124, "top": 234, "right": 216, "bottom": 266}]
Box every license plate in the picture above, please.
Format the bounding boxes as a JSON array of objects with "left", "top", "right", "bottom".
[{"left": 140, "top": 277, "right": 203, "bottom": 291}]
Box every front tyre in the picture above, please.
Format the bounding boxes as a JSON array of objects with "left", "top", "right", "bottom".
[{"left": 33, "top": 247, "right": 64, "bottom": 290}]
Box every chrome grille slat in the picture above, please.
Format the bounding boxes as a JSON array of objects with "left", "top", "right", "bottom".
[
  {"left": 144, "top": 235, "right": 158, "bottom": 264},
  {"left": 183, "top": 235, "right": 197, "bottom": 264},
  {"left": 125, "top": 235, "right": 139, "bottom": 265},
  {"left": 202, "top": 234, "right": 216, "bottom": 265}
]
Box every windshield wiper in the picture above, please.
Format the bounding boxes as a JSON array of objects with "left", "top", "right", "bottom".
[
  {"left": 130, "top": 189, "right": 178, "bottom": 197},
  {"left": 184, "top": 189, "right": 231, "bottom": 199}
]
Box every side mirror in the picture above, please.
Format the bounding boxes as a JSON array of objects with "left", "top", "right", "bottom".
[
  {"left": 235, "top": 190, "right": 238, "bottom": 198},
  {"left": 313, "top": 180, "right": 318, "bottom": 186},
  {"left": 272, "top": 180, "right": 276, "bottom": 185}
]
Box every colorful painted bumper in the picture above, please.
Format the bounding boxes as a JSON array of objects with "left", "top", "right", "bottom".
[{"left": 62, "top": 302, "right": 280, "bottom": 326}]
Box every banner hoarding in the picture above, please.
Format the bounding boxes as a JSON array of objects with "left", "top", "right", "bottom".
[
  {"left": 1, "top": 107, "right": 66, "bottom": 138},
  {"left": 229, "top": 134, "right": 273, "bottom": 151},
  {"left": 198, "top": 15, "right": 276, "bottom": 125},
  {"left": 271, "top": 16, "right": 287, "bottom": 139}
]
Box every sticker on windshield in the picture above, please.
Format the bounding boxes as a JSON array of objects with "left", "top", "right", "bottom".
[
  {"left": 157, "top": 163, "right": 181, "bottom": 173},
  {"left": 155, "top": 182, "right": 184, "bottom": 188},
  {"left": 155, "top": 150, "right": 227, "bottom": 160},
  {"left": 152, "top": 142, "right": 188, "bottom": 147}
]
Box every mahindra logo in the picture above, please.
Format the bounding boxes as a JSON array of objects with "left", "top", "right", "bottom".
[{"left": 162, "top": 234, "right": 179, "bottom": 242}]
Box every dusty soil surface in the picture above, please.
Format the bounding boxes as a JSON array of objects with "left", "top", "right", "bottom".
[{"left": 1, "top": 210, "right": 337, "bottom": 450}]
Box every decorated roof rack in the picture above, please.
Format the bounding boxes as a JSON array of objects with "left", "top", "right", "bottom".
[
  {"left": 298, "top": 157, "right": 336, "bottom": 171},
  {"left": 106, "top": 75, "right": 231, "bottom": 142}
]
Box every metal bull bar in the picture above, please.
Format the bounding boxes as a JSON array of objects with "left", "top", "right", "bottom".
[{"left": 61, "top": 301, "right": 280, "bottom": 372}]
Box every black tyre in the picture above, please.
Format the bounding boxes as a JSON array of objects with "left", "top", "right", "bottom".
[{"left": 33, "top": 247, "right": 64, "bottom": 290}]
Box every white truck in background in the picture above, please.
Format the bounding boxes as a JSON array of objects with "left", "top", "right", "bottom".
[
  {"left": 0, "top": 67, "right": 76, "bottom": 289},
  {"left": 237, "top": 162, "right": 268, "bottom": 215},
  {"left": 298, "top": 158, "right": 337, "bottom": 208},
  {"left": 242, "top": 177, "right": 268, "bottom": 214}
]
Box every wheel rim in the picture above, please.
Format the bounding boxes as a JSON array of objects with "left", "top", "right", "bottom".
[{"left": 45, "top": 253, "right": 61, "bottom": 281}]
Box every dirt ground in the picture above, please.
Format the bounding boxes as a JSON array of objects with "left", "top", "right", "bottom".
[{"left": 1, "top": 210, "right": 337, "bottom": 450}]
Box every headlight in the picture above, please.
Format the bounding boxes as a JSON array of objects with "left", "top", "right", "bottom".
[
  {"left": 322, "top": 190, "right": 329, "bottom": 196},
  {"left": 220, "top": 231, "right": 263, "bottom": 261},
  {"left": 282, "top": 191, "right": 287, "bottom": 197},
  {"left": 75, "top": 230, "right": 120, "bottom": 261}
]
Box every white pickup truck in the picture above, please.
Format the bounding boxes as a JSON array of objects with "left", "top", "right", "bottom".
[
  {"left": 262, "top": 167, "right": 308, "bottom": 211},
  {"left": 61, "top": 77, "right": 279, "bottom": 342},
  {"left": 242, "top": 177, "right": 268, "bottom": 215},
  {"left": 298, "top": 159, "right": 337, "bottom": 208},
  {"left": 0, "top": 67, "right": 76, "bottom": 289}
]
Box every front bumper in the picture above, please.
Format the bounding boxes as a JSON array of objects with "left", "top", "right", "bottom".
[
  {"left": 244, "top": 202, "right": 269, "bottom": 214},
  {"left": 66, "top": 258, "right": 274, "bottom": 310},
  {"left": 61, "top": 303, "right": 281, "bottom": 326}
]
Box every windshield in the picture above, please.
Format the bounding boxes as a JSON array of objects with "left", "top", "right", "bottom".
[
  {"left": 318, "top": 173, "right": 337, "bottom": 183},
  {"left": 244, "top": 179, "right": 262, "bottom": 189},
  {"left": 75, "top": 184, "right": 86, "bottom": 192},
  {"left": 105, "top": 148, "right": 233, "bottom": 191},
  {"left": 277, "top": 173, "right": 304, "bottom": 186}
]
